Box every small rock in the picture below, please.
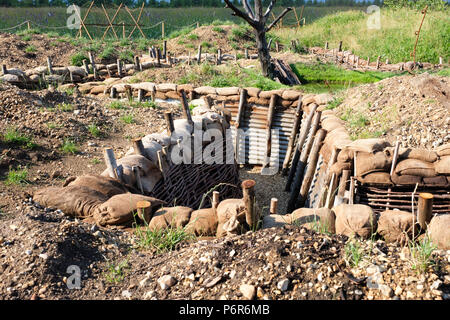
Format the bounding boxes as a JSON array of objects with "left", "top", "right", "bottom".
[
  {"left": 229, "top": 249, "right": 236, "bottom": 257},
  {"left": 143, "top": 291, "right": 154, "bottom": 299},
  {"left": 317, "top": 272, "right": 323, "bottom": 282},
  {"left": 406, "top": 291, "right": 415, "bottom": 299},
  {"left": 38, "top": 253, "right": 48, "bottom": 260},
  {"left": 395, "top": 286, "right": 403, "bottom": 296},
  {"left": 121, "top": 290, "right": 132, "bottom": 299},
  {"left": 158, "top": 275, "right": 177, "bottom": 290},
  {"left": 240, "top": 284, "right": 256, "bottom": 300},
  {"left": 277, "top": 279, "right": 290, "bottom": 292},
  {"left": 431, "top": 280, "right": 442, "bottom": 290},
  {"left": 379, "top": 284, "right": 393, "bottom": 298}
]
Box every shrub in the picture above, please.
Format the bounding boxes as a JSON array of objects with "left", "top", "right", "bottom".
[{"left": 70, "top": 53, "right": 89, "bottom": 67}]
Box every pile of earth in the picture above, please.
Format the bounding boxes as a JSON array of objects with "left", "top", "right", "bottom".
[
  {"left": 0, "top": 32, "right": 77, "bottom": 70},
  {"left": 0, "top": 200, "right": 448, "bottom": 300},
  {"left": 334, "top": 72, "right": 449, "bottom": 149}
]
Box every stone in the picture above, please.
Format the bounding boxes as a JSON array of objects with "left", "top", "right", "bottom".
[
  {"left": 240, "top": 284, "right": 256, "bottom": 300},
  {"left": 277, "top": 279, "right": 290, "bottom": 292},
  {"left": 379, "top": 284, "right": 393, "bottom": 298},
  {"left": 121, "top": 290, "right": 132, "bottom": 299},
  {"left": 143, "top": 291, "right": 154, "bottom": 299},
  {"left": 158, "top": 275, "right": 177, "bottom": 290}
]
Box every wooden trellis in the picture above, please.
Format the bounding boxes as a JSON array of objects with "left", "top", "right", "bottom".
[{"left": 76, "top": 1, "right": 146, "bottom": 40}]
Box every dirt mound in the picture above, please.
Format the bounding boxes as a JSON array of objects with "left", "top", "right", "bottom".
[
  {"left": 334, "top": 73, "right": 449, "bottom": 149},
  {"left": 166, "top": 25, "right": 256, "bottom": 56},
  {"left": 0, "top": 33, "right": 77, "bottom": 70}
]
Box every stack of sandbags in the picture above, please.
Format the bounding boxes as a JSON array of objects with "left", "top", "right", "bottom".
[
  {"left": 333, "top": 204, "right": 377, "bottom": 239},
  {"left": 377, "top": 210, "right": 416, "bottom": 244},
  {"left": 319, "top": 111, "right": 353, "bottom": 164},
  {"left": 215, "top": 199, "right": 248, "bottom": 238},
  {"left": 427, "top": 214, "right": 450, "bottom": 250}
]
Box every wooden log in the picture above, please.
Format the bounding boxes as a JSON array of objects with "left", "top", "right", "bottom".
[
  {"left": 110, "top": 86, "right": 117, "bottom": 99},
  {"left": 297, "top": 128, "right": 327, "bottom": 208},
  {"left": 1, "top": 64, "right": 7, "bottom": 75},
  {"left": 212, "top": 191, "right": 220, "bottom": 209},
  {"left": 117, "top": 59, "right": 122, "bottom": 77},
  {"left": 267, "top": 38, "right": 273, "bottom": 51},
  {"left": 132, "top": 138, "right": 146, "bottom": 157},
  {"left": 47, "top": 56, "right": 53, "bottom": 75},
  {"left": 349, "top": 177, "right": 355, "bottom": 205},
  {"left": 338, "top": 169, "right": 351, "bottom": 198},
  {"left": 132, "top": 166, "right": 144, "bottom": 194},
  {"left": 285, "top": 104, "right": 318, "bottom": 191},
  {"left": 242, "top": 180, "right": 257, "bottom": 230},
  {"left": 324, "top": 173, "right": 338, "bottom": 209},
  {"left": 136, "top": 200, "right": 151, "bottom": 221},
  {"left": 197, "top": 44, "right": 202, "bottom": 64},
  {"left": 88, "top": 52, "right": 97, "bottom": 79},
  {"left": 263, "top": 94, "right": 277, "bottom": 168},
  {"left": 234, "top": 88, "right": 247, "bottom": 162},
  {"left": 417, "top": 193, "right": 433, "bottom": 230},
  {"left": 270, "top": 198, "right": 278, "bottom": 215},
  {"left": 164, "top": 111, "right": 174, "bottom": 136},
  {"left": 276, "top": 41, "right": 280, "bottom": 52},
  {"left": 179, "top": 89, "right": 193, "bottom": 126},
  {"left": 282, "top": 98, "right": 303, "bottom": 175}
]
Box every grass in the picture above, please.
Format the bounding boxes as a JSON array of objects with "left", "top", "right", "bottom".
[
  {"left": 3, "top": 167, "right": 28, "bottom": 186},
  {"left": 344, "top": 239, "right": 365, "bottom": 268},
  {"left": 87, "top": 123, "right": 102, "bottom": 138},
  {"left": 24, "top": 45, "right": 36, "bottom": 53},
  {"left": 273, "top": 8, "right": 450, "bottom": 64},
  {"left": 108, "top": 101, "right": 127, "bottom": 110},
  {"left": 104, "top": 259, "right": 129, "bottom": 284},
  {"left": 21, "top": 35, "right": 31, "bottom": 41},
  {"left": 132, "top": 100, "right": 158, "bottom": 109},
  {"left": 1, "top": 127, "right": 37, "bottom": 149},
  {"left": 120, "top": 113, "right": 135, "bottom": 124},
  {"left": 91, "top": 158, "right": 101, "bottom": 165},
  {"left": 56, "top": 103, "right": 74, "bottom": 112},
  {"left": 60, "top": 139, "right": 78, "bottom": 154},
  {"left": 408, "top": 236, "right": 437, "bottom": 274},
  {"left": 326, "top": 97, "right": 344, "bottom": 110},
  {"left": 70, "top": 53, "right": 88, "bottom": 67},
  {"left": 98, "top": 46, "right": 117, "bottom": 61}
]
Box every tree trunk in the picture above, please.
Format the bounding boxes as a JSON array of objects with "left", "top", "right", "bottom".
[{"left": 255, "top": 27, "right": 274, "bottom": 79}]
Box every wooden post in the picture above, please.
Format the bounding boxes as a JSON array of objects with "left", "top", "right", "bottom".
[
  {"left": 124, "top": 85, "right": 132, "bottom": 101},
  {"left": 285, "top": 104, "right": 318, "bottom": 191},
  {"left": 242, "top": 180, "right": 256, "bottom": 230},
  {"left": 137, "top": 88, "right": 144, "bottom": 102},
  {"left": 1, "top": 65, "right": 7, "bottom": 75},
  {"left": 163, "top": 40, "right": 167, "bottom": 59},
  {"left": 324, "top": 173, "right": 338, "bottom": 209},
  {"left": 136, "top": 200, "right": 151, "bottom": 222},
  {"left": 27, "top": 21, "right": 30, "bottom": 30},
  {"left": 69, "top": 70, "right": 74, "bottom": 83},
  {"left": 390, "top": 140, "right": 400, "bottom": 176},
  {"left": 349, "top": 177, "right": 355, "bottom": 205},
  {"left": 263, "top": 94, "right": 277, "bottom": 168},
  {"left": 164, "top": 111, "right": 174, "bottom": 136},
  {"left": 179, "top": 89, "right": 193, "bottom": 126},
  {"left": 104, "top": 148, "right": 119, "bottom": 179},
  {"left": 276, "top": 41, "right": 280, "bottom": 52},
  {"left": 88, "top": 51, "right": 97, "bottom": 79},
  {"left": 338, "top": 41, "right": 342, "bottom": 52},
  {"left": 157, "top": 150, "right": 165, "bottom": 178},
  {"left": 117, "top": 59, "right": 122, "bottom": 77},
  {"left": 282, "top": 98, "right": 303, "bottom": 175},
  {"left": 417, "top": 193, "right": 433, "bottom": 230},
  {"left": 325, "top": 41, "right": 328, "bottom": 50},
  {"left": 270, "top": 198, "right": 278, "bottom": 215},
  {"left": 376, "top": 56, "right": 380, "bottom": 69},
  {"left": 132, "top": 166, "right": 144, "bottom": 195},
  {"left": 234, "top": 88, "right": 247, "bottom": 162},
  {"left": 47, "top": 56, "right": 53, "bottom": 75},
  {"left": 439, "top": 57, "right": 443, "bottom": 65},
  {"left": 197, "top": 44, "right": 202, "bottom": 64},
  {"left": 245, "top": 48, "right": 249, "bottom": 59},
  {"left": 196, "top": 21, "right": 199, "bottom": 29},
  {"left": 212, "top": 191, "right": 220, "bottom": 209},
  {"left": 106, "top": 65, "right": 112, "bottom": 77},
  {"left": 82, "top": 59, "right": 90, "bottom": 75},
  {"left": 156, "top": 48, "right": 161, "bottom": 67},
  {"left": 161, "top": 21, "right": 165, "bottom": 39},
  {"left": 148, "top": 47, "right": 153, "bottom": 58},
  {"left": 151, "top": 86, "right": 156, "bottom": 102},
  {"left": 134, "top": 56, "right": 141, "bottom": 71},
  {"left": 110, "top": 86, "right": 117, "bottom": 99},
  {"left": 338, "top": 170, "right": 350, "bottom": 198},
  {"left": 132, "top": 138, "right": 146, "bottom": 157},
  {"left": 385, "top": 58, "right": 389, "bottom": 65},
  {"left": 297, "top": 128, "right": 327, "bottom": 208},
  {"left": 267, "top": 38, "right": 273, "bottom": 51}
]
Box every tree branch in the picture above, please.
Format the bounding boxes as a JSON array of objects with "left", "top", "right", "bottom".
[
  {"left": 264, "top": 0, "right": 277, "bottom": 20},
  {"left": 265, "top": 7, "right": 292, "bottom": 32},
  {"left": 254, "top": 0, "right": 263, "bottom": 21},
  {"left": 224, "top": 0, "right": 256, "bottom": 27},
  {"left": 242, "top": 0, "right": 255, "bottom": 20}
]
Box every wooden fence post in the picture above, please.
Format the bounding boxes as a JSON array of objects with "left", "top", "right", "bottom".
[
  {"left": 242, "top": 180, "right": 257, "bottom": 230},
  {"left": 418, "top": 193, "right": 433, "bottom": 230}
]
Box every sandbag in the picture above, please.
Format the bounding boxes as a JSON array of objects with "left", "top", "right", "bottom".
[
  {"left": 395, "top": 159, "right": 436, "bottom": 177},
  {"left": 185, "top": 208, "right": 218, "bottom": 236},
  {"left": 216, "top": 199, "right": 247, "bottom": 237},
  {"left": 423, "top": 176, "right": 448, "bottom": 187},
  {"left": 387, "top": 147, "right": 439, "bottom": 163},
  {"left": 330, "top": 161, "right": 352, "bottom": 176},
  {"left": 291, "top": 208, "right": 336, "bottom": 233},
  {"left": 427, "top": 214, "right": 450, "bottom": 250},
  {"left": 63, "top": 175, "right": 129, "bottom": 198},
  {"left": 337, "top": 147, "right": 355, "bottom": 163},
  {"left": 358, "top": 172, "right": 393, "bottom": 186},
  {"left": 148, "top": 206, "right": 193, "bottom": 231},
  {"left": 333, "top": 204, "right": 377, "bottom": 239},
  {"left": 34, "top": 186, "right": 107, "bottom": 218},
  {"left": 94, "top": 194, "right": 165, "bottom": 226},
  {"left": 391, "top": 173, "right": 422, "bottom": 186},
  {"left": 262, "top": 214, "right": 291, "bottom": 229},
  {"left": 321, "top": 116, "right": 345, "bottom": 133},
  {"left": 436, "top": 143, "right": 450, "bottom": 157},
  {"left": 434, "top": 156, "right": 450, "bottom": 175},
  {"left": 345, "top": 138, "right": 391, "bottom": 154},
  {"left": 377, "top": 210, "right": 416, "bottom": 244},
  {"left": 355, "top": 150, "right": 392, "bottom": 176}
]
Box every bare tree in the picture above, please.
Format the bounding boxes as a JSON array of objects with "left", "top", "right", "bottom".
[{"left": 223, "top": 0, "right": 292, "bottom": 79}]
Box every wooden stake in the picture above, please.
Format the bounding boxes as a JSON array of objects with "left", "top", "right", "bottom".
[
  {"left": 110, "top": 86, "right": 117, "bottom": 99},
  {"left": 132, "top": 138, "right": 146, "bottom": 157},
  {"left": 117, "top": 59, "right": 122, "bottom": 77},
  {"left": 132, "top": 166, "right": 144, "bottom": 194},
  {"left": 325, "top": 41, "right": 328, "bottom": 50},
  {"left": 1, "top": 65, "right": 7, "bottom": 75},
  {"left": 390, "top": 140, "right": 400, "bottom": 176},
  {"left": 179, "top": 89, "right": 193, "bottom": 126},
  {"left": 349, "top": 177, "right": 355, "bottom": 205},
  {"left": 376, "top": 56, "right": 381, "bottom": 69},
  {"left": 245, "top": 48, "right": 249, "bottom": 59},
  {"left": 136, "top": 200, "right": 151, "bottom": 223},
  {"left": 161, "top": 21, "right": 165, "bottom": 39},
  {"left": 338, "top": 169, "right": 351, "bottom": 198},
  {"left": 47, "top": 56, "right": 53, "bottom": 75},
  {"left": 282, "top": 98, "right": 303, "bottom": 175},
  {"left": 82, "top": 59, "right": 89, "bottom": 75},
  {"left": 417, "top": 193, "right": 433, "bottom": 230},
  {"left": 234, "top": 88, "right": 247, "bottom": 162},
  {"left": 163, "top": 40, "right": 167, "bottom": 59},
  {"left": 137, "top": 88, "right": 144, "bottom": 102},
  {"left": 88, "top": 51, "right": 97, "bottom": 79},
  {"left": 242, "top": 180, "right": 256, "bottom": 230},
  {"left": 164, "top": 111, "right": 175, "bottom": 136},
  {"left": 103, "top": 148, "right": 119, "bottom": 180},
  {"left": 156, "top": 48, "right": 161, "bottom": 67},
  {"left": 197, "top": 44, "right": 202, "bottom": 64},
  {"left": 212, "top": 191, "right": 220, "bottom": 209},
  {"left": 263, "top": 94, "right": 277, "bottom": 168},
  {"left": 270, "top": 198, "right": 278, "bottom": 215},
  {"left": 338, "top": 41, "right": 342, "bottom": 52}
]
